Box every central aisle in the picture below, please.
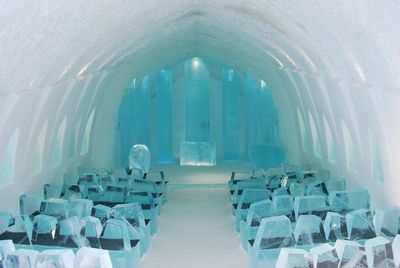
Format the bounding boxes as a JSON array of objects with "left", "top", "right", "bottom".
[{"left": 141, "top": 188, "right": 248, "bottom": 268}]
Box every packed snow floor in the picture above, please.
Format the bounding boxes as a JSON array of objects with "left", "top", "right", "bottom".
[{"left": 140, "top": 188, "right": 248, "bottom": 268}]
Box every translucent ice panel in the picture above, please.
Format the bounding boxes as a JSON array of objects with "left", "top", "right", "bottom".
[
  {"left": 323, "top": 212, "right": 346, "bottom": 241},
  {"left": 248, "top": 144, "right": 285, "bottom": 169},
  {"left": 129, "top": 144, "right": 151, "bottom": 173},
  {"left": 32, "top": 214, "right": 57, "bottom": 244},
  {"left": 324, "top": 179, "right": 346, "bottom": 194},
  {"left": 35, "top": 249, "right": 75, "bottom": 268},
  {"left": 294, "top": 196, "right": 328, "bottom": 220},
  {"left": 180, "top": 141, "right": 216, "bottom": 166},
  {"left": 289, "top": 183, "right": 305, "bottom": 197},
  {"left": 373, "top": 207, "right": 400, "bottom": 238},
  {"left": 393, "top": 235, "right": 400, "bottom": 267},
  {"left": 100, "top": 219, "right": 131, "bottom": 251},
  {"left": 6, "top": 249, "right": 38, "bottom": 268},
  {"left": 293, "top": 215, "right": 325, "bottom": 246},
  {"left": 275, "top": 248, "right": 310, "bottom": 268},
  {"left": 81, "top": 216, "right": 103, "bottom": 249},
  {"left": 58, "top": 216, "right": 86, "bottom": 248},
  {"left": 75, "top": 247, "right": 112, "bottom": 268},
  {"left": 346, "top": 209, "right": 376, "bottom": 240},
  {"left": 69, "top": 198, "right": 93, "bottom": 218},
  {"left": 272, "top": 195, "right": 294, "bottom": 218},
  {"left": 92, "top": 205, "right": 111, "bottom": 225},
  {"left": 328, "top": 189, "right": 370, "bottom": 213},
  {"left": 39, "top": 198, "right": 69, "bottom": 220},
  {"left": 310, "top": 243, "right": 340, "bottom": 268},
  {"left": 254, "top": 215, "right": 294, "bottom": 250},
  {"left": 19, "top": 194, "right": 43, "bottom": 217},
  {"left": 0, "top": 240, "right": 15, "bottom": 260},
  {"left": 364, "top": 236, "right": 394, "bottom": 268},
  {"left": 335, "top": 240, "right": 367, "bottom": 268}
]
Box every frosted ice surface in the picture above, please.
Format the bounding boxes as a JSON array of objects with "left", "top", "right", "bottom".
[
  {"left": 289, "top": 183, "right": 305, "bottom": 197},
  {"left": 248, "top": 144, "right": 285, "bottom": 169},
  {"left": 69, "top": 198, "right": 93, "bottom": 218},
  {"left": 323, "top": 212, "right": 346, "bottom": 241},
  {"left": 305, "top": 180, "right": 325, "bottom": 196},
  {"left": 0, "top": 240, "right": 15, "bottom": 260},
  {"left": 35, "top": 249, "right": 75, "bottom": 268},
  {"left": 393, "top": 235, "right": 400, "bottom": 267},
  {"left": 373, "top": 207, "right": 400, "bottom": 238},
  {"left": 6, "top": 249, "right": 39, "bottom": 268},
  {"left": 294, "top": 195, "right": 328, "bottom": 220},
  {"left": 81, "top": 216, "right": 103, "bottom": 238},
  {"left": 345, "top": 209, "right": 376, "bottom": 240},
  {"left": 19, "top": 194, "right": 43, "bottom": 217},
  {"left": 75, "top": 247, "right": 113, "bottom": 268},
  {"left": 129, "top": 144, "right": 151, "bottom": 173},
  {"left": 32, "top": 214, "right": 57, "bottom": 242},
  {"left": 293, "top": 215, "right": 324, "bottom": 245},
  {"left": 180, "top": 141, "right": 216, "bottom": 166},
  {"left": 92, "top": 205, "right": 111, "bottom": 224},
  {"left": 310, "top": 243, "right": 340, "bottom": 268},
  {"left": 59, "top": 216, "right": 86, "bottom": 247},
  {"left": 335, "top": 240, "right": 367, "bottom": 268},
  {"left": 272, "top": 195, "right": 293, "bottom": 217},
  {"left": 324, "top": 179, "right": 346, "bottom": 193},
  {"left": 39, "top": 198, "right": 69, "bottom": 220},
  {"left": 328, "top": 189, "right": 370, "bottom": 213},
  {"left": 364, "top": 236, "right": 394, "bottom": 268},
  {"left": 44, "top": 184, "right": 62, "bottom": 199},
  {"left": 100, "top": 219, "right": 131, "bottom": 251},
  {"left": 275, "top": 248, "right": 310, "bottom": 268}
]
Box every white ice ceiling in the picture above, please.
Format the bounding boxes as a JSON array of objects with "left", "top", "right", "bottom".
[{"left": 1, "top": 0, "right": 400, "bottom": 211}]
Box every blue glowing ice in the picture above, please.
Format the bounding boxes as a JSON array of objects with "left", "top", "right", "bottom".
[
  {"left": 129, "top": 144, "right": 151, "bottom": 173},
  {"left": 180, "top": 141, "right": 216, "bottom": 166},
  {"left": 248, "top": 144, "right": 285, "bottom": 169}
]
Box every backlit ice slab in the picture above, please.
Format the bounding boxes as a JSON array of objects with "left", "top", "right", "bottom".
[{"left": 180, "top": 141, "right": 216, "bottom": 166}]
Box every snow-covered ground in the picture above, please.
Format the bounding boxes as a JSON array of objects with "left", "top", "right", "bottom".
[{"left": 141, "top": 187, "right": 248, "bottom": 268}]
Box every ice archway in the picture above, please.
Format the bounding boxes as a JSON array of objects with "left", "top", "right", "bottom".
[{"left": 1, "top": 1, "right": 400, "bottom": 213}]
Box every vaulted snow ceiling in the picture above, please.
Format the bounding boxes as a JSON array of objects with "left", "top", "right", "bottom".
[{"left": 1, "top": 1, "right": 400, "bottom": 211}]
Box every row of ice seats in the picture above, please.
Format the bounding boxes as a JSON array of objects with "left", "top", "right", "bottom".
[
  {"left": 0, "top": 167, "right": 169, "bottom": 268},
  {"left": 228, "top": 166, "right": 400, "bottom": 267},
  {"left": 0, "top": 240, "right": 116, "bottom": 268}
]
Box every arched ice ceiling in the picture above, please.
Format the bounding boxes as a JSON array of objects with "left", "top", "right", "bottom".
[{"left": 1, "top": 0, "right": 400, "bottom": 212}]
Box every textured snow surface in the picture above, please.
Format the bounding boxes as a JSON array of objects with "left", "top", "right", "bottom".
[{"left": 141, "top": 188, "right": 248, "bottom": 268}]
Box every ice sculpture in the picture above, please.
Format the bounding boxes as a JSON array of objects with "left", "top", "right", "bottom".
[
  {"left": 129, "top": 144, "right": 151, "bottom": 173},
  {"left": 364, "top": 236, "right": 395, "bottom": 268},
  {"left": 180, "top": 141, "right": 216, "bottom": 166},
  {"left": 248, "top": 144, "right": 285, "bottom": 169},
  {"left": 293, "top": 215, "right": 325, "bottom": 245},
  {"left": 275, "top": 248, "right": 310, "bottom": 268},
  {"left": 309, "top": 243, "right": 339, "bottom": 267},
  {"left": 345, "top": 209, "right": 376, "bottom": 240},
  {"left": 254, "top": 215, "right": 294, "bottom": 250},
  {"left": 323, "top": 212, "right": 346, "bottom": 241},
  {"left": 373, "top": 207, "right": 400, "bottom": 238},
  {"left": 6, "top": 249, "right": 39, "bottom": 268},
  {"left": 293, "top": 195, "right": 328, "bottom": 220},
  {"left": 328, "top": 189, "right": 370, "bottom": 213},
  {"left": 335, "top": 240, "right": 367, "bottom": 268},
  {"left": 35, "top": 249, "right": 75, "bottom": 268},
  {"left": 75, "top": 247, "right": 113, "bottom": 268}
]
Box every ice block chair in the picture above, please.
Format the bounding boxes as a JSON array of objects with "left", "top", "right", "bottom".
[
  {"left": 5, "top": 248, "right": 39, "bottom": 268},
  {"left": 373, "top": 206, "right": 400, "bottom": 238},
  {"left": 35, "top": 249, "right": 75, "bottom": 268},
  {"left": 240, "top": 199, "right": 274, "bottom": 250},
  {"left": 293, "top": 215, "right": 326, "bottom": 246},
  {"left": 99, "top": 218, "right": 140, "bottom": 268},
  {"left": 84, "top": 185, "right": 105, "bottom": 202},
  {"left": 125, "top": 191, "right": 158, "bottom": 235},
  {"left": 323, "top": 179, "right": 346, "bottom": 194},
  {"left": 335, "top": 239, "right": 367, "bottom": 268},
  {"left": 230, "top": 178, "right": 266, "bottom": 214},
  {"left": 74, "top": 247, "right": 113, "bottom": 268},
  {"left": 0, "top": 240, "right": 16, "bottom": 266},
  {"left": 309, "top": 243, "right": 340, "bottom": 267},
  {"left": 323, "top": 212, "right": 347, "bottom": 242},
  {"left": 80, "top": 216, "right": 103, "bottom": 248},
  {"left": 364, "top": 236, "right": 395, "bottom": 268},
  {"left": 39, "top": 198, "right": 69, "bottom": 220},
  {"left": 63, "top": 173, "right": 80, "bottom": 185},
  {"left": 43, "top": 184, "right": 62, "bottom": 199},
  {"left": 328, "top": 189, "right": 370, "bottom": 213},
  {"left": 272, "top": 187, "right": 290, "bottom": 197},
  {"left": 19, "top": 194, "right": 43, "bottom": 219},
  {"left": 77, "top": 166, "right": 98, "bottom": 175},
  {"left": 298, "top": 169, "right": 329, "bottom": 183},
  {"left": 98, "top": 184, "right": 128, "bottom": 204},
  {"left": 293, "top": 195, "right": 329, "bottom": 221},
  {"left": 92, "top": 204, "right": 112, "bottom": 225},
  {"left": 0, "top": 215, "right": 33, "bottom": 245},
  {"left": 31, "top": 214, "right": 58, "bottom": 246},
  {"left": 235, "top": 189, "right": 271, "bottom": 231},
  {"left": 275, "top": 248, "right": 310, "bottom": 268},
  {"left": 229, "top": 171, "right": 253, "bottom": 192},
  {"left": 272, "top": 195, "right": 294, "bottom": 220},
  {"left": 248, "top": 215, "right": 295, "bottom": 268},
  {"left": 144, "top": 170, "right": 168, "bottom": 204},
  {"left": 68, "top": 198, "right": 93, "bottom": 218},
  {"left": 393, "top": 235, "right": 400, "bottom": 268},
  {"left": 111, "top": 203, "right": 150, "bottom": 256},
  {"left": 78, "top": 173, "right": 99, "bottom": 186},
  {"left": 289, "top": 183, "right": 305, "bottom": 197},
  {"left": 132, "top": 179, "right": 163, "bottom": 213},
  {"left": 345, "top": 209, "right": 376, "bottom": 241},
  {"left": 61, "top": 184, "right": 85, "bottom": 200},
  {"left": 305, "top": 180, "right": 326, "bottom": 196}
]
